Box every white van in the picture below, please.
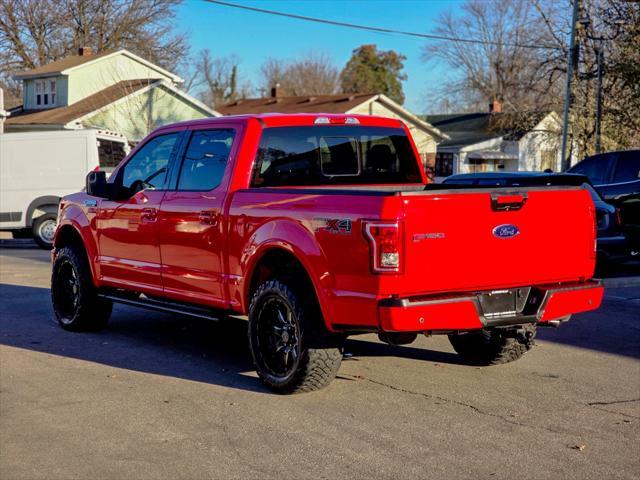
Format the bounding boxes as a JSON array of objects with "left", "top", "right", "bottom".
[{"left": 0, "top": 129, "right": 129, "bottom": 248}]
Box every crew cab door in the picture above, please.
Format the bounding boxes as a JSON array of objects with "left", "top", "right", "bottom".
[
  {"left": 97, "top": 131, "right": 183, "bottom": 295},
  {"left": 158, "top": 126, "right": 240, "bottom": 308}
]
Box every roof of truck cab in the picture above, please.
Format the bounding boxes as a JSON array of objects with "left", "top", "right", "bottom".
[{"left": 156, "top": 113, "right": 407, "bottom": 130}]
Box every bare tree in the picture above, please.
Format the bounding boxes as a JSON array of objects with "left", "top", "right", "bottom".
[
  {"left": 258, "top": 52, "right": 339, "bottom": 97},
  {"left": 260, "top": 58, "right": 287, "bottom": 97},
  {"left": 568, "top": 0, "right": 640, "bottom": 153},
  {"left": 422, "top": 0, "right": 639, "bottom": 153},
  {"left": 193, "top": 50, "right": 252, "bottom": 108},
  {"left": 0, "top": 0, "right": 188, "bottom": 106},
  {"left": 422, "top": 0, "right": 565, "bottom": 113}
]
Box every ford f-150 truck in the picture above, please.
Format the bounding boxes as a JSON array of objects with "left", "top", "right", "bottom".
[{"left": 51, "top": 114, "right": 604, "bottom": 393}]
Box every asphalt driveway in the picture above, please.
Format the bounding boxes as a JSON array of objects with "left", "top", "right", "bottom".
[{"left": 1, "top": 244, "right": 639, "bottom": 479}]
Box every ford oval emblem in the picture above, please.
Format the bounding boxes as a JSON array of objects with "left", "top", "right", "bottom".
[{"left": 493, "top": 224, "right": 520, "bottom": 239}]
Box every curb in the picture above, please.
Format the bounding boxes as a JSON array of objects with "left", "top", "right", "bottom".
[{"left": 600, "top": 276, "right": 640, "bottom": 288}]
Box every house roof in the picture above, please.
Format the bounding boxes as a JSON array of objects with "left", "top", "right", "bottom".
[
  {"left": 6, "top": 79, "right": 218, "bottom": 127},
  {"left": 13, "top": 49, "right": 183, "bottom": 83},
  {"left": 219, "top": 92, "right": 448, "bottom": 141},
  {"left": 218, "top": 93, "right": 378, "bottom": 115},
  {"left": 424, "top": 112, "right": 551, "bottom": 148},
  {"left": 13, "top": 51, "right": 114, "bottom": 79},
  {"left": 6, "top": 79, "right": 157, "bottom": 126}
]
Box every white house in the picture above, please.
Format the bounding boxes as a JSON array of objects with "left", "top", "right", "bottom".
[{"left": 426, "top": 103, "right": 571, "bottom": 179}]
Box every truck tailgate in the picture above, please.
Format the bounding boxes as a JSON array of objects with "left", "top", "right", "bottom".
[{"left": 399, "top": 187, "right": 595, "bottom": 295}]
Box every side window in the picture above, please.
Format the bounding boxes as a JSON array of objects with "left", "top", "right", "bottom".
[
  {"left": 435, "top": 152, "right": 454, "bottom": 177},
  {"left": 121, "top": 133, "right": 179, "bottom": 190},
  {"left": 569, "top": 154, "right": 609, "bottom": 185},
  {"left": 177, "top": 129, "right": 235, "bottom": 191},
  {"left": 253, "top": 134, "right": 319, "bottom": 187},
  {"left": 613, "top": 152, "right": 640, "bottom": 183}
]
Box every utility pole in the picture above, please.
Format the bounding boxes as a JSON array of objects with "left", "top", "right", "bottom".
[
  {"left": 0, "top": 87, "right": 5, "bottom": 134},
  {"left": 594, "top": 47, "right": 604, "bottom": 154},
  {"left": 560, "top": 0, "right": 580, "bottom": 171}
]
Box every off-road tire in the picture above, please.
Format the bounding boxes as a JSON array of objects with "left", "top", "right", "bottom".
[
  {"left": 51, "top": 245, "right": 112, "bottom": 331},
  {"left": 32, "top": 213, "right": 57, "bottom": 249},
  {"left": 248, "top": 279, "right": 343, "bottom": 394},
  {"left": 448, "top": 327, "right": 535, "bottom": 365}
]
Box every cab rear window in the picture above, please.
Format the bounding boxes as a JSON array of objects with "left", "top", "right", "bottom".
[{"left": 251, "top": 126, "right": 422, "bottom": 187}]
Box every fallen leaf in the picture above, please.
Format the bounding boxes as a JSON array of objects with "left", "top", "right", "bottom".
[{"left": 570, "top": 444, "right": 587, "bottom": 451}]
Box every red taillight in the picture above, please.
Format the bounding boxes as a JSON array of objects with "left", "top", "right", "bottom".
[
  {"left": 363, "top": 221, "right": 402, "bottom": 273},
  {"left": 615, "top": 207, "right": 623, "bottom": 226}
]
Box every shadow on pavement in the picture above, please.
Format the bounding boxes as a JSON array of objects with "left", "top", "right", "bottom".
[
  {"left": 344, "top": 338, "right": 467, "bottom": 365},
  {"left": 0, "top": 282, "right": 474, "bottom": 394},
  {"left": 0, "top": 245, "right": 51, "bottom": 263},
  {"left": 1, "top": 281, "right": 638, "bottom": 396}
]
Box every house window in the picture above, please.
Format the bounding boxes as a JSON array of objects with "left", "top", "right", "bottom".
[
  {"left": 540, "top": 148, "right": 558, "bottom": 171},
  {"left": 435, "top": 152, "right": 454, "bottom": 177},
  {"left": 35, "top": 79, "right": 56, "bottom": 107}
]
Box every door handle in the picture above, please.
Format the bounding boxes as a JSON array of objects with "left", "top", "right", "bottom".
[
  {"left": 141, "top": 207, "right": 158, "bottom": 222},
  {"left": 199, "top": 210, "right": 219, "bottom": 226},
  {"left": 491, "top": 193, "right": 528, "bottom": 211}
]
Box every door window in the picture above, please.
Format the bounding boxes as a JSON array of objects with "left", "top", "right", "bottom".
[
  {"left": 176, "top": 129, "right": 235, "bottom": 191},
  {"left": 121, "top": 133, "right": 179, "bottom": 191},
  {"left": 613, "top": 152, "right": 640, "bottom": 183}
]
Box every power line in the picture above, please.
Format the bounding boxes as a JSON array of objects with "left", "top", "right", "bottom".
[{"left": 204, "top": 0, "right": 562, "bottom": 51}]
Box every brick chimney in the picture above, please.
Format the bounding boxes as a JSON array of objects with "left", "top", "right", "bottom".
[
  {"left": 78, "top": 47, "right": 93, "bottom": 57},
  {"left": 270, "top": 83, "right": 283, "bottom": 98},
  {"left": 489, "top": 99, "right": 502, "bottom": 113}
]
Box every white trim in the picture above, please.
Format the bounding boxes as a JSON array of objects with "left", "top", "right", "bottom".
[
  {"left": 529, "top": 111, "right": 562, "bottom": 134},
  {"left": 157, "top": 81, "right": 220, "bottom": 116},
  {"left": 346, "top": 93, "right": 449, "bottom": 142},
  {"left": 67, "top": 79, "right": 220, "bottom": 127}
]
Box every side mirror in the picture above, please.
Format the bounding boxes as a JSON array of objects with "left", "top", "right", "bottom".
[{"left": 86, "top": 171, "right": 109, "bottom": 198}]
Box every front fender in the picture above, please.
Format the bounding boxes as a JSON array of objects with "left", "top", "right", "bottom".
[
  {"left": 54, "top": 203, "right": 100, "bottom": 283},
  {"left": 240, "top": 219, "right": 336, "bottom": 331}
]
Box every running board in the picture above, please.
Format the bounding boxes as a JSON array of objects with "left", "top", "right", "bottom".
[{"left": 98, "top": 291, "right": 222, "bottom": 322}]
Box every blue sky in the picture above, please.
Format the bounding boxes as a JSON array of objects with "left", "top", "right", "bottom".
[{"left": 177, "top": 0, "right": 464, "bottom": 113}]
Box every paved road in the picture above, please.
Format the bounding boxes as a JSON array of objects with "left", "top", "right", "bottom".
[{"left": 1, "top": 245, "right": 639, "bottom": 480}]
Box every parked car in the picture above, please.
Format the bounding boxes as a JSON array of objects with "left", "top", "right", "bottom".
[
  {"left": 609, "top": 192, "right": 640, "bottom": 273},
  {"left": 442, "top": 172, "right": 634, "bottom": 275},
  {"left": 51, "top": 114, "right": 603, "bottom": 394},
  {"left": 0, "top": 129, "right": 128, "bottom": 248},
  {"left": 567, "top": 150, "right": 640, "bottom": 199}
]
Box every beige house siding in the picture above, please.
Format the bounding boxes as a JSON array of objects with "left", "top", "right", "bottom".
[
  {"left": 518, "top": 114, "right": 563, "bottom": 171},
  {"left": 84, "top": 86, "right": 211, "bottom": 141},
  {"left": 67, "top": 54, "right": 177, "bottom": 105},
  {"left": 348, "top": 100, "right": 438, "bottom": 174},
  {"left": 23, "top": 75, "right": 68, "bottom": 110}
]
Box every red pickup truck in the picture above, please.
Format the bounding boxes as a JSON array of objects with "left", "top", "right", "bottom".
[{"left": 51, "top": 114, "right": 603, "bottom": 393}]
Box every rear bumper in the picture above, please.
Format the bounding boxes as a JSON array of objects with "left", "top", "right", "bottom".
[{"left": 378, "top": 281, "right": 604, "bottom": 332}]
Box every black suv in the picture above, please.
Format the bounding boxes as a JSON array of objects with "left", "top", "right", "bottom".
[{"left": 567, "top": 150, "right": 640, "bottom": 199}]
